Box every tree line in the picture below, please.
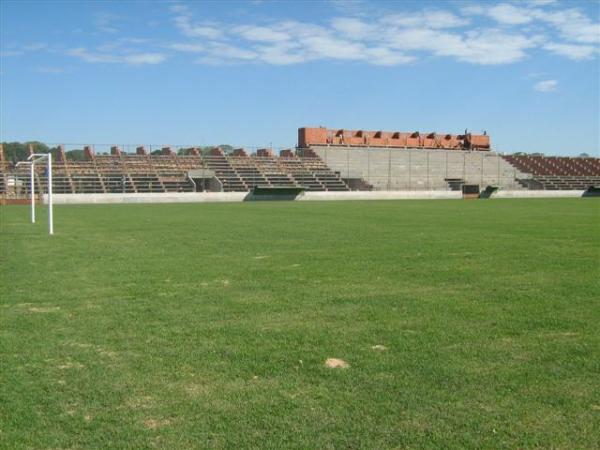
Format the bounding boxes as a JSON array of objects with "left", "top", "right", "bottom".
[{"left": 1, "top": 142, "right": 236, "bottom": 164}]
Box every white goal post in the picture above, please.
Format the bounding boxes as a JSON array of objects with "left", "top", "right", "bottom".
[{"left": 16, "top": 153, "right": 54, "bottom": 235}]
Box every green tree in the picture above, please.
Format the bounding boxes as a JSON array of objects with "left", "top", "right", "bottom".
[
  {"left": 65, "top": 149, "right": 86, "bottom": 161},
  {"left": 1, "top": 141, "right": 51, "bottom": 163}
]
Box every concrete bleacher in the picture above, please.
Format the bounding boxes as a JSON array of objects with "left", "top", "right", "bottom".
[
  {"left": 0, "top": 146, "right": 351, "bottom": 196},
  {"left": 306, "top": 146, "right": 527, "bottom": 191},
  {"left": 3, "top": 142, "right": 597, "bottom": 198},
  {"left": 503, "top": 155, "right": 600, "bottom": 190}
]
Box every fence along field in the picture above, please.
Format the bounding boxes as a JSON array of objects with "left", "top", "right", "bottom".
[{"left": 1, "top": 198, "right": 599, "bottom": 449}]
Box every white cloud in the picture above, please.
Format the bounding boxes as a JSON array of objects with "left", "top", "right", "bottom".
[
  {"left": 487, "top": 3, "right": 534, "bottom": 25},
  {"left": 69, "top": 47, "right": 166, "bottom": 65},
  {"left": 256, "top": 42, "right": 307, "bottom": 65},
  {"left": 75, "top": 1, "right": 598, "bottom": 68},
  {"left": 6, "top": 0, "right": 600, "bottom": 71},
  {"left": 365, "top": 47, "right": 414, "bottom": 65},
  {"left": 21, "top": 43, "right": 48, "bottom": 51},
  {"left": 167, "top": 43, "right": 205, "bottom": 53},
  {"left": 331, "top": 17, "right": 377, "bottom": 39},
  {"left": 534, "top": 79, "right": 558, "bottom": 92},
  {"left": 169, "top": 4, "right": 189, "bottom": 14},
  {"left": 209, "top": 43, "right": 258, "bottom": 61},
  {"left": 234, "top": 25, "right": 290, "bottom": 42},
  {"left": 534, "top": 8, "right": 600, "bottom": 44},
  {"left": 301, "top": 35, "right": 365, "bottom": 60},
  {"left": 0, "top": 50, "right": 23, "bottom": 57},
  {"left": 383, "top": 10, "right": 469, "bottom": 29},
  {"left": 1, "top": 42, "right": 47, "bottom": 57},
  {"left": 95, "top": 12, "right": 120, "bottom": 34},
  {"left": 171, "top": 5, "right": 222, "bottom": 39},
  {"left": 35, "top": 66, "right": 66, "bottom": 74},
  {"left": 465, "top": 3, "right": 600, "bottom": 45},
  {"left": 544, "top": 42, "right": 597, "bottom": 60},
  {"left": 385, "top": 27, "right": 538, "bottom": 65},
  {"left": 453, "top": 30, "right": 539, "bottom": 64},
  {"left": 123, "top": 53, "right": 165, "bottom": 64}
]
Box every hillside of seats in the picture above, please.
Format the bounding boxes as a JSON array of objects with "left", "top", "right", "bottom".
[
  {"left": 502, "top": 155, "right": 600, "bottom": 190},
  {"left": 303, "top": 146, "right": 529, "bottom": 191},
  {"left": 0, "top": 145, "right": 349, "bottom": 196}
]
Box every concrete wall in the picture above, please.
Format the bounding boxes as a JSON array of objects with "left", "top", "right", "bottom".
[
  {"left": 493, "top": 190, "right": 586, "bottom": 198},
  {"left": 43, "top": 190, "right": 588, "bottom": 205},
  {"left": 46, "top": 192, "right": 247, "bottom": 204},
  {"left": 311, "top": 146, "right": 529, "bottom": 190}
]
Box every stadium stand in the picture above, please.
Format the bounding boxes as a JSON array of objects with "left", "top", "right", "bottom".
[
  {"left": 302, "top": 146, "right": 528, "bottom": 191},
  {"left": 0, "top": 145, "right": 350, "bottom": 196},
  {"left": 1, "top": 129, "right": 598, "bottom": 198},
  {"left": 502, "top": 155, "right": 600, "bottom": 190}
]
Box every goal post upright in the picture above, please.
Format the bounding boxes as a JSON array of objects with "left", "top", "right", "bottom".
[
  {"left": 22, "top": 153, "right": 54, "bottom": 235},
  {"left": 30, "top": 161, "right": 35, "bottom": 223},
  {"left": 47, "top": 153, "right": 53, "bottom": 235}
]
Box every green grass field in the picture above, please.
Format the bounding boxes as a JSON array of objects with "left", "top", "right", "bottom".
[{"left": 1, "top": 199, "right": 599, "bottom": 449}]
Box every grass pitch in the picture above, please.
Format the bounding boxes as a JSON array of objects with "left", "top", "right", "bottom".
[{"left": 1, "top": 199, "right": 599, "bottom": 449}]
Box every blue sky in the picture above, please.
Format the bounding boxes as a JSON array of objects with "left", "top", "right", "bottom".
[{"left": 1, "top": 0, "right": 598, "bottom": 155}]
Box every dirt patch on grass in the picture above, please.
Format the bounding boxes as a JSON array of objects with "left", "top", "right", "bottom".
[
  {"left": 70, "top": 342, "right": 93, "bottom": 349},
  {"left": 325, "top": 358, "right": 349, "bottom": 369},
  {"left": 58, "top": 362, "right": 84, "bottom": 370},
  {"left": 126, "top": 396, "right": 154, "bottom": 410},
  {"left": 29, "top": 306, "right": 60, "bottom": 313},
  {"left": 543, "top": 331, "right": 579, "bottom": 338},
  {"left": 371, "top": 345, "right": 388, "bottom": 351},
  {"left": 144, "top": 418, "right": 171, "bottom": 430},
  {"left": 67, "top": 342, "right": 118, "bottom": 359},
  {"left": 253, "top": 255, "right": 270, "bottom": 259},
  {"left": 185, "top": 383, "right": 208, "bottom": 396}
]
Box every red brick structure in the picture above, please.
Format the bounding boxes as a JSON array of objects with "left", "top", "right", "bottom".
[
  {"left": 256, "top": 148, "right": 274, "bottom": 157},
  {"left": 298, "top": 127, "right": 490, "bottom": 150},
  {"left": 209, "top": 147, "right": 225, "bottom": 156}
]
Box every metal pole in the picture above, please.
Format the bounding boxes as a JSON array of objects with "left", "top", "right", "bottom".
[
  {"left": 30, "top": 162, "right": 35, "bottom": 223},
  {"left": 48, "top": 154, "right": 53, "bottom": 235}
]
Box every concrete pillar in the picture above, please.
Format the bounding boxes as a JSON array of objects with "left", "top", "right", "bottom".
[
  {"left": 57, "top": 145, "right": 67, "bottom": 162},
  {"left": 84, "top": 146, "right": 95, "bottom": 160}
]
